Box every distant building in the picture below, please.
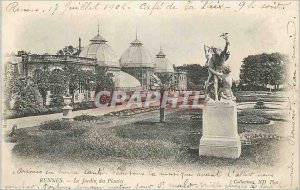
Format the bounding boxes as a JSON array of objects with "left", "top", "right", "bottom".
[
  {"left": 120, "top": 35, "right": 155, "bottom": 90},
  {"left": 78, "top": 28, "right": 142, "bottom": 92},
  {"left": 154, "top": 46, "right": 187, "bottom": 91},
  {"left": 79, "top": 29, "right": 120, "bottom": 73},
  {"left": 5, "top": 24, "right": 187, "bottom": 105}
]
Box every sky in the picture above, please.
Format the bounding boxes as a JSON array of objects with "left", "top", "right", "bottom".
[{"left": 2, "top": 1, "right": 299, "bottom": 80}]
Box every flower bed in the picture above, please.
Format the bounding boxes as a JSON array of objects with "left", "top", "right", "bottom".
[
  {"left": 254, "top": 105, "right": 267, "bottom": 109},
  {"left": 238, "top": 108, "right": 267, "bottom": 116},
  {"left": 240, "top": 130, "right": 282, "bottom": 146},
  {"left": 104, "top": 106, "right": 160, "bottom": 117},
  {"left": 238, "top": 115, "right": 270, "bottom": 124},
  {"left": 265, "top": 113, "right": 288, "bottom": 121},
  {"left": 73, "top": 114, "right": 102, "bottom": 122}
]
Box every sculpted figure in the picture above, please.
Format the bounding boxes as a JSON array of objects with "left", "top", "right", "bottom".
[
  {"left": 209, "top": 65, "right": 236, "bottom": 101},
  {"left": 204, "top": 33, "right": 231, "bottom": 101}
]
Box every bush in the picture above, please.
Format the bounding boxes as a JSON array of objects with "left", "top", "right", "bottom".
[
  {"left": 14, "top": 98, "right": 27, "bottom": 111},
  {"left": 48, "top": 107, "right": 62, "bottom": 114},
  {"left": 238, "top": 115, "right": 270, "bottom": 124},
  {"left": 73, "top": 101, "right": 95, "bottom": 111},
  {"left": 74, "top": 114, "right": 102, "bottom": 122},
  {"left": 13, "top": 83, "right": 44, "bottom": 115},
  {"left": 39, "top": 119, "right": 73, "bottom": 130},
  {"left": 5, "top": 107, "right": 62, "bottom": 119},
  {"left": 50, "top": 94, "right": 64, "bottom": 107}
]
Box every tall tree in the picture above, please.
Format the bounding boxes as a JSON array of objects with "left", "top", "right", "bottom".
[
  {"left": 175, "top": 64, "right": 208, "bottom": 88},
  {"left": 49, "top": 69, "right": 67, "bottom": 106},
  {"left": 63, "top": 64, "right": 94, "bottom": 104},
  {"left": 87, "top": 66, "right": 114, "bottom": 105},
  {"left": 32, "top": 67, "right": 51, "bottom": 106},
  {"left": 151, "top": 73, "right": 174, "bottom": 123},
  {"left": 240, "top": 53, "right": 288, "bottom": 90},
  {"left": 93, "top": 66, "right": 115, "bottom": 94}
]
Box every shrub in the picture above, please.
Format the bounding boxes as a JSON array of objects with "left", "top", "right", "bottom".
[
  {"left": 13, "top": 83, "right": 44, "bottom": 114},
  {"left": 5, "top": 107, "right": 62, "bottom": 119},
  {"left": 73, "top": 101, "right": 95, "bottom": 111},
  {"left": 50, "top": 94, "right": 64, "bottom": 107},
  {"left": 74, "top": 114, "right": 102, "bottom": 122},
  {"left": 13, "top": 100, "right": 48, "bottom": 118},
  {"left": 39, "top": 119, "right": 73, "bottom": 130},
  {"left": 14, "top": 98, "right": 27, "bottom": 111},
  {"left": 48, "top": 107, "right": 62, "bottom": 114},
  {"left": 238, "top": 115, "right": 270, "bottom": 124}
]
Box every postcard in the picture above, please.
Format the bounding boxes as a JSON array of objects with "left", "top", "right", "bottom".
[{"left": 1, "top": 0, "right": 299, "bottom": 189}]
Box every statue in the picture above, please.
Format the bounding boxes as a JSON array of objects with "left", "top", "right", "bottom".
[
  {"left": 199, "top": 34, "right": 241, "bottom": 159},
  {"left": 208, "top": 65, "right": 236, "bottom": 101},
  {"left": 204, "top": 33, "right": 233, "bottom": 101}
]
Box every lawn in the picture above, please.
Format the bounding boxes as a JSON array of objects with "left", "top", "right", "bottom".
[{"left": 11, "top": 100, "right": 289, "bottom": 168}]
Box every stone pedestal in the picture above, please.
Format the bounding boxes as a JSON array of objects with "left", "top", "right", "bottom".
[
  {"left": 62, "top": 96, "right": 74, "bottom": 121},
  {"left": 199, "top": 100, "right": 241, "bottom": 158}
]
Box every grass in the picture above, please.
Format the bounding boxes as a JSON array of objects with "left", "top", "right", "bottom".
[
  {"left": 39, "top": 119, "right": 74, "bottom": 130},
  {"left": 12, "top": 108, "right": 286, "bottom": 168}
]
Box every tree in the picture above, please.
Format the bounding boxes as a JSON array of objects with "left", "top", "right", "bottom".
[
  {"left": 63, "top": 64, "right": 81, "bottom": 103},
  {"left": 49, "top": 69, "right": 67, "bottom": 106},
  {"left": 151, "top": 73, "right": 174, "bottom": 123},
  {"left": 14, "top": 82, "right": 43, "bottom": 114},
  {"left": 32, "top": 67, "right": 51, "bottom": 106},
  {"left": 93, "top": 66, "right": 115, "bottom": 94},
  {"left": 4, "top": 75, "right": 29, "bottom": 110},
  {"left": 240, "top": 53, "right": 288, "bottom": 90},
  {"left": 61, "top": 64, "right": 94, "bottom": 104},
  {"left": 56, "top": 45, "right": 78, "bottom": 56},
  {"left": 175, "top": 64, "right": 208, "bottom": 89},
  {"left": 11, "top": 77, "right": 29, "bottom": 97}
]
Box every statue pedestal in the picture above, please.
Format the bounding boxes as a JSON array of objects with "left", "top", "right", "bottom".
[
  {"left": 62, "top": 106, "right": 74, "bottom": 120},
  {"left": 199, "top": 100, "right": 241, "bottom": 158},
  {"left": 62, "top": 96, "right": 74, "bottom": 121}
]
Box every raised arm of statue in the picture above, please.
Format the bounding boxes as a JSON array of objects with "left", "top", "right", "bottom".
[
  {"left": 222, "top": 39, "right": 230, "bottom": 54},
  {"left": 204, "top": 45, "right": 208, "bottom": 55}
]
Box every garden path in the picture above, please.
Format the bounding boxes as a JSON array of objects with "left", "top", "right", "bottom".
[{"left": 3, "top": 104, "right": 129, "bottom": 132}]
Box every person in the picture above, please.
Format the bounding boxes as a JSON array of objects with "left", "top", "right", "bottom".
[{"left": 208, "top": 65, "right": 236, "bottom": 101}]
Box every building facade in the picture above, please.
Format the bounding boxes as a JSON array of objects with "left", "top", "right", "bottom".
[
  {"left": 120, "top": 36, "right": 155, "bottom": 90},
  {"left": 5, "top": 26, "right": 187, "bottom": 105}
]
